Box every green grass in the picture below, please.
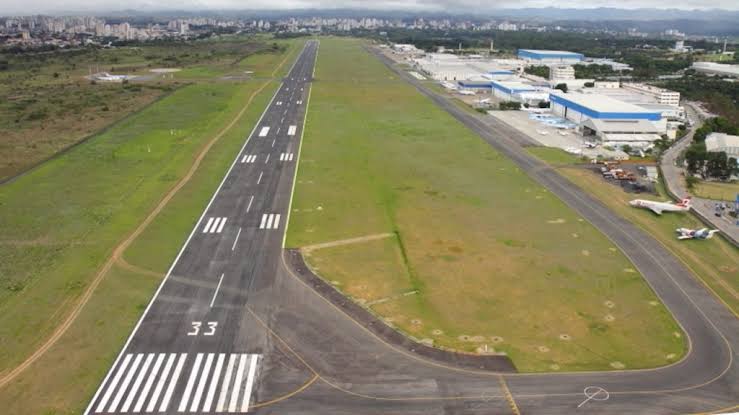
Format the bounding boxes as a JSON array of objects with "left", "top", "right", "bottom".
[
  {"left": 555, "top": 167, "right": 739, "bottom": 314},
  {"left": 690, "top": 180, "right": 739, "bottom": 201},
  {"left": 0, "top": 44, "right": 291, "bottom": 412},
  {"left": 286, "top": 38, "right": 686, "bottom": 372}
]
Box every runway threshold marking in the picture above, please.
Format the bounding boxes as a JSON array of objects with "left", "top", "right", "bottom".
[
  {"left": 240, "top": 155, "right": 256, "bottom": 163},
  {"left": 279, "top": 153, "right": 294, "bottom": 162},
  {"left": 210, "top": 273, "right": 225, "bottom": 307},
  {"left": 94, "top": 352, "right": 259, "bottom": 413}
]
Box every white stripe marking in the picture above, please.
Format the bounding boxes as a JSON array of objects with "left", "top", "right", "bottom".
[
  {"left": 216, "top": 217, "right": 227, "bottom": 233},
  {"left": 258, "top": 126, "right": 270, "bottom": 137},
  {"left": 289, "top": 153, "right": 294, "bottom": 161},
  {"left": 273, "top": 214, "right": 281, "bottom": 229},
  {"left": 259, "top": 214, "right": 267, "bottom": 229},
  {"left": 228, "top": 355, "right": 248, "bottom": 412},
  {"left": 208, "top": 217, "right": 221, "bottom": 234},
  {"left": 272, "top": 139, "right": 276, "bottom": 148},
  {"left": 216, "top": 355, "right": 237, "bottom": 412},
  {"left": 280, "top": 153, "right": 285, "bottom": 161},
  {"left": 265, "top": 154, "right": 270, "bottom": 164},
  {"left": 109, "top": 353, "right": 143, "bottom": 412},
  {"left": 280, "top": 117, "right": 284, "bottom": 123},
  {"left": 202, "top": 354, "right": 224, "bottom": 412},
  {"left": 246, "top": 196, "right": 254, "bottom": 213},
  {"left": 241, "top": 155, "right": 248, "bottom": 163},
  {"left": 159, "top": 354, "right": 187, "bottom": 412},
  {"left": 202, "top": 217, "right": 215, "bottom": 233},
  {"left": 190, "top": 354, "right": 213, "bottom": 412},
  {"left": 266, "top": 214, "right": 274, "bottom": 229},
  {"left": 146, "top": 354, "right": 176, "bottom": 413},
  {"left": 210, "top": 273, "right": 224, "bottom": 308},
  {"left": 83, "top": 43, "right": 300, "bottom": 415},
  {"left": 178, "top": 353, "right": 203, "bottom": 412},
  {"left": 257, "top": 172, "right": 263, "bottom": 184},
  {"left": 231, "top": 227, "right": 242, "bottom": 251},
  {"left": 240, "top": 355, "right": 259, "bottom": 412},
  {"left": 121, "top": 353, "right": 154, "bottom": 412},
  {"left": 288, "top": 125, "right": 297, "bottom": 136},
  {"left": 134, "top": 353, "right": 165, "bottom": 413},
  {"left": 95, "top": 354, "right": 132, "bottom": 413},
  {"left": 276, "top": 127, "right": 281, "bottom": 135}
]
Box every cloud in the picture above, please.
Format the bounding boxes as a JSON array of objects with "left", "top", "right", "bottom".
[{"left": 1, "top": 0, "right": 738, "bottom": 15}]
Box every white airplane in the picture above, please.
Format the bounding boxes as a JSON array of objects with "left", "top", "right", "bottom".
[
  {"left": 675, "top": 227, "right": 719, "bottom": 240},
  {"left": 629, "top": 197, "right": 691, "bottom": 215},
  {"left": 477, "top": 98, "right": 491, "bottom": 104},
  {"left": 458, "top": 90, "right": 475, "bottom": 96}
]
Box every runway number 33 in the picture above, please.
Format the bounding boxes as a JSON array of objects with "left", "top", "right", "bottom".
[{"left": 188, "top": 321, "right": 218, "bottom": 336}]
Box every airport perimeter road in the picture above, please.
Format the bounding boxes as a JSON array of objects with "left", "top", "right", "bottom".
[
  {"left": 660, "top": 107, "right": 739, "bottom": 246},
  {"left": 84, "top": 41, "right": 736, "bottom": 415}
]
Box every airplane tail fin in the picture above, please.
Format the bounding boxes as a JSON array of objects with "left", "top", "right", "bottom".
[
  {"left": 707, "top": 230, "right": 719, "bottom": 239},
  {"left": 677, "top": 197, "right": 692, "bottom": 208}
]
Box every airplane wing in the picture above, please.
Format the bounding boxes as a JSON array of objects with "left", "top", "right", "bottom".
[
  {"left": 649, "top": 206, "right": 663, "bottom": 215},
  {"left": 677, "top": 235, "right": 693, "bottom": 240}
]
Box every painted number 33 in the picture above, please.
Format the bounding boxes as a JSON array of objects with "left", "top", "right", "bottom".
[{"left": 188, "top": 321, "right": 218, "bottom": 336}]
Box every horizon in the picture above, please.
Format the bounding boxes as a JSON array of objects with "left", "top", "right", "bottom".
[{"left": 2, "top": 3, "right": 739, "bottom": 17}]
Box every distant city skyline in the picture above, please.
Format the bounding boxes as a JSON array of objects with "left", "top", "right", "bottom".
[{"left": 1, "top": 0, "right": 739, "bottom": 16}]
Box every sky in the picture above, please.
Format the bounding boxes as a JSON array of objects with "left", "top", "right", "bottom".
[{"left": 1, "top": 0, "right": 738, "bottom": 15}]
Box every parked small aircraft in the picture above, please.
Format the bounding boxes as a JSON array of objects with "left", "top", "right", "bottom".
[
  {"left": 675, "top": 228, "right": 719, "bottom": 240},
  {"left": 629, "top": 197, "right": 691, "bottom": 215}
]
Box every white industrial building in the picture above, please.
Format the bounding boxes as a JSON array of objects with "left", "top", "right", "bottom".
[
  {"left": 706, "top": 133, "right": 739, "bottom": 157},
  {"left": 692, "top": 62, "right": 739, "bottom": 78},
  {"left": 392, "top": 43, "right": 422, "bottom": 55},
  {"left": 622, "top": 83, "right": 680, "bottom": 106},
  {"left": 580, "top": 59, "right": 633, "bottom": 72},
  {"left": 413, "top": 53, "right": 519, "bottom": 81},
  {"left": 517, "top": 49, "right": 584, "bottom": 63},
  {"left": 581, "top": 119, "right": 662, "bottom": 146},
  {"left": 549, "top": 65, "right": 575, "bottom": 81},
  {"left": 550, "top": 91, "right": 667, "bottom": 146},
  {"left": 490, "top": 80, "right": 551, "bottom": 104}
]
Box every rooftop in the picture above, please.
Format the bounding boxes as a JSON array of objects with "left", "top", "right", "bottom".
[
  {"left": 706, "top": 132, "right": 739, "bottom": 152},
  {"left": 519, "top": 49, "right": 583, "bottom": 56},
  {"left": 583, "top": 118, "right": 659, "bottom": 134},
  {"left": 551, "top": 92, "right": 658, "bottom": 114}
]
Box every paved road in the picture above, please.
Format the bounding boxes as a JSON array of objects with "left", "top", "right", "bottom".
[
  {"left": 660, "top": 104, "right": 739, "bottom": 246},
  {"left": 84, "top": 41, "right": 738, "bottom": 415}
]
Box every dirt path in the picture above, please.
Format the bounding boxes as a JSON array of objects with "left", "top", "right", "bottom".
[
  {"left": 301, "top": 233, "right": 395, "bottom": 253},
  {"left": 0, "top": 47, "right": 296, "bottom": 389}
]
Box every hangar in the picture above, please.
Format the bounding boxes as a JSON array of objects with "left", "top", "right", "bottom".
[{"left": 518, "top": 49, "right": 584, "bottom": 63}]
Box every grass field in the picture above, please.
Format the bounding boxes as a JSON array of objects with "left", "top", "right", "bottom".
[
  {"left": 286, "top": 38, "right": 686, "bottom": 372},
  {"left": 0, "top": 35, "right": 292, "bottom": 181},
  {"left": 689, "top": 179, "right": 739, "bottom": 201},
  {"left": 0, "top": 39, "right": 302, "bottom": 412},
  {"left": 534, "top": 163, "right": 739, "bottom": 315}
]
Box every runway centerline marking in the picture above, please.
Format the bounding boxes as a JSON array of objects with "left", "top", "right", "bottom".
[
  {"left": 272, "top": 139, "right": 276, "bottom": 147},
  {"left": 257, "top": 172, "right": 263, "bottom": 184},
  {"left": 265, "top": 154, "right": 271, "bottom": 164},
  {"left": 246, "top": 196, "right": 254, "bottom": 213},
  {"left": 210, "top": 273, "right": 225, "bottom": 308},
  {"left": 231, "top": 227, "right": 242, "bottom": 251}
]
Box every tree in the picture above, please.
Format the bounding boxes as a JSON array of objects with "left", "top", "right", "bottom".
[
  {"left": 584, "top": 81, "right": 594, "bottom": 87},
  {"left": 621, "top": 144, "right": 632, "bottom": 154},
  {"left": 685, "top": 142, "right": 707, "bottom": 176},
  {"left": 554, "top": 83, "right": 568, "bottom": 93}
]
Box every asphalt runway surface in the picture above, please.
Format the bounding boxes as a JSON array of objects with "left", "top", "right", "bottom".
[{"left": 84, "top": 40, "right": 738, "bottom": 414}]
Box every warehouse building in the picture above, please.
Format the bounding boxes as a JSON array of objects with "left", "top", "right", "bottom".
[
  {"left": 491, "top": 80, "right": 551, "bottom": 104},
  {"left": 581, "top": 119, "right": 661, "bottom": 146},
  {"left": 692, "top": 62, "right": 739, "bottom": 78},
  {"left": 517, "top": 49, "right": 584, "bottom": 63},
  {"left": 706, "top": 133, "right": 739, "bottom": 157},
  {"left": 550, "top": 92, "right": 667, "bottom": 138},
  {"left": 413, "top": 53, "right": 519, "bottom": 81},
  {"left": 622, "top": 83, "right": 680, "bottom": 106}
]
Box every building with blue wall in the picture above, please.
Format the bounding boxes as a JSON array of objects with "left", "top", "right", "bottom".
[{"left": 518, "top": 49, "right": 584, "bottom": 63}]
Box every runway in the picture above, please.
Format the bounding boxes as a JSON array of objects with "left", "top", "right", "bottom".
[{"left": 84, "top": 40, "right": 738, "bottom": 415}]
